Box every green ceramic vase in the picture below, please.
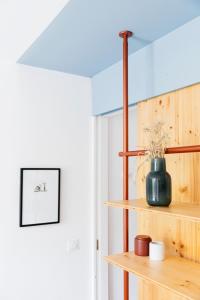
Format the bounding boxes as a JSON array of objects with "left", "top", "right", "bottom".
[{"left": 146, "top": 158, "right": 171, "bottom": 207}]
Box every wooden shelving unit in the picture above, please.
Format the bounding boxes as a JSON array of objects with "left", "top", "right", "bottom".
[
  {"left": 105, "top": 199, "right": 200, "bottom": 222},
  {"left": 105, "top": 252, "right": 200, "bottom": 300},
  {"left": 105, "top": 31, "right": 200, "bottom": 300}
]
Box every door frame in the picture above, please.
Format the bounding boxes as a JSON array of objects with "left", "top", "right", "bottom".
[
  {"left": 92, "top": 115, "right": 109, "bottom": 300},
  {"left": 94, "top": 107, "right": 138, "bottom": 300}
]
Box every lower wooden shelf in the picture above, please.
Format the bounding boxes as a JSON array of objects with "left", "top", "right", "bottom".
[{"left": 105, "top": 252, "right": 200, "bottom": 300}]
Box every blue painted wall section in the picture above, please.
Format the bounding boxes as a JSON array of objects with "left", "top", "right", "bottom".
[{"left": 92, "top": 17, "right": 200, "bottom": 115}]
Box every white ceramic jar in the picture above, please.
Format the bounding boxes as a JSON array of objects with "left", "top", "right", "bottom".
[{"left": 149, "top": 241, "right": 165, "bottom": 261}]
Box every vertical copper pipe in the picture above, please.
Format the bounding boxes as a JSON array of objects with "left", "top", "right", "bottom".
[{"left": 119, "top": 30, "right": 133, "bottom": 300}]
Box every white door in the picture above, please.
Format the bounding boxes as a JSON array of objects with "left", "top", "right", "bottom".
[{"left": 96, "top": 107, "right": 138, "bottom": 300}]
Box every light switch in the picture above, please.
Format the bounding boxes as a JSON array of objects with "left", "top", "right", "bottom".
[{"left": 66, "top": 239, "right": 80, "bottom": 253}]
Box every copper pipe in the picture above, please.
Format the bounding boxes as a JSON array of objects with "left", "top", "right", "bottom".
[
  {"left": 119, "top": 145, "right": 200, "bottom": 157},
  {"left": 119, "top": 30, "right": 133, "bottom": 300}
]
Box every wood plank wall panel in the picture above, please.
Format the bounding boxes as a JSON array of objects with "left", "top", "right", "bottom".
[
  {"left": 138, "top": 279, "right": 185, "bottom": 300},
  {"left": 136, "top": 83, "right": 200, "bottom": 299}
]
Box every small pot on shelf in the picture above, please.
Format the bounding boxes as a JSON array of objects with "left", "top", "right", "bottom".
[
  {"left": 134, "top": 235, "right": 152, "bottom": 256},
  {"left": 146, "top": 157, "right": 171, "bottom": 207}
]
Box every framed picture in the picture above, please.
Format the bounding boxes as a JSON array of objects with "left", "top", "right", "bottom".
[{"left": 20, "top": 168, "right": 60, "bottom": 227}]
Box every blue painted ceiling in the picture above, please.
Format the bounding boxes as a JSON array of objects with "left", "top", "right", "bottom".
[{"left": 19, "top": 0, "right": 200, "bottom": 77}]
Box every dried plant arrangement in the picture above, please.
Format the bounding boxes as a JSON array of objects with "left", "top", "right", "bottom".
[
  {"left": 143, "top": 121, "right": 170, "bottom": 159},
  {"left": 136, "top": 122, "right": 170, "bottom": 174}
]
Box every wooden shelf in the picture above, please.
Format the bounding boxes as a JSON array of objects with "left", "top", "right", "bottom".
[
  {"left": 105, "top": 252, "right": 200, "bottom": 300},
  {"left": 105, "top": 199, "right": 200, "bottom": 222}
]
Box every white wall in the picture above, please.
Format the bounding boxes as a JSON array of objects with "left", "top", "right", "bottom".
[{"left": 0, "top": 64, "right": 92, "bottom": 300}]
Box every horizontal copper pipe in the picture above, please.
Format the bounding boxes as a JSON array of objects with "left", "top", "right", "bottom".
[{"left": 119, "top": 145, "right": 200, "bottom": 157}]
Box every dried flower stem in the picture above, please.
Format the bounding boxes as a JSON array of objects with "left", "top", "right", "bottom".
[{"left": 137, "top": 122, "right": 170, "bottom": 175}]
